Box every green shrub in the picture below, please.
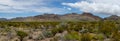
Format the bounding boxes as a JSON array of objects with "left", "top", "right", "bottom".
[
  {"left": 42, "top": 31, "right": 53, "bottom": 38},
  {"left": 81, "top": 33, "right": 92, "bottom": 41},
  {"left": 111, "top": 31, "right": 120, "bottom": 41},
  {"left": 16, "top": 31, "right": 28, "bottom": 41},
  {"left": 94, "top": 34, "right": 105, "bottom": 40},
  {"left": 64, "top": 31, "right": 81, "bottom": 41}
]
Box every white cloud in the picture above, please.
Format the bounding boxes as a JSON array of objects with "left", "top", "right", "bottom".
[
  {"left": 32, "top": 7, "right": 68, "bottom": 14},
  {"left": 63, "top": 7, "right": 72, "bottom": 10},
  {"left": 62, "top": 0, "right": 120, "bottom": 16},
  {"left": 0, "top": 0, "right": 67, "bottom": 14},
  {"left": 67, "top": 8, "right": 72, "bottom": 10}
]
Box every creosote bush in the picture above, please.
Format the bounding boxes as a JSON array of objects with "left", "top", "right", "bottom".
[{"left": 16, "top": 31, "right": 28, "bottom": 41}]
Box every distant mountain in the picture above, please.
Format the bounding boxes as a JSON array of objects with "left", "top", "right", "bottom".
[
  {"left": 3, "top": 12, "right": 120, "bottom": 22},
  {"left": 104, "top": 15, "right": 120, "bottom": 21},
  {"left": 34, "top": 14, "right": 60, "bottom": 21},
  {"left": 8, "top": 12, "right": 102, "bottom": 22},
  {"left": 0, "top": 18, "right": 8, "bottom": 21},
  {"left": 60, "top": 12, "right": 102, "bottom": 21}
]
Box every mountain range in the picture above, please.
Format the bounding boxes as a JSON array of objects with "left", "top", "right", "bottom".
[{"left": 0, "top": 12, "right": 120, "bottom": 22}]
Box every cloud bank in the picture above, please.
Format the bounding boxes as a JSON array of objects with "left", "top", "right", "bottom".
[
  {"left": 62, "top": 0, "right": 120, "bottom": 16},
  {"left": 0, "top": 0, "right": 68, "bottom": 14}
]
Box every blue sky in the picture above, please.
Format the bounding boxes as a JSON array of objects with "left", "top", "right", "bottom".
[{"left": 0, "top": 0, "right": 119, "bottom": 19}]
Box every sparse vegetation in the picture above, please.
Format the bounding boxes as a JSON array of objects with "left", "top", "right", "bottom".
[{"left": 0, "top": 21, "right": 120, "bottom": 41}]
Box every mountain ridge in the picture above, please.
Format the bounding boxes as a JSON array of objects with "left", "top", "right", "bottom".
[{"left": 0, "top": 12, "right": 119, "bottom": 22}]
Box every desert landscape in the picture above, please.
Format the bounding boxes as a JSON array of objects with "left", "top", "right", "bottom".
[
  {"left": 0, "top": 0, "right": 120, "bottom": 41},
  {"left": 0, "top": 12, "right": 120, "bottom": 41}
]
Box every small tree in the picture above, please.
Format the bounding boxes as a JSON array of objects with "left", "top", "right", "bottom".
[{"left": 17, "top": 31, "right": 28, "bottom": 41}]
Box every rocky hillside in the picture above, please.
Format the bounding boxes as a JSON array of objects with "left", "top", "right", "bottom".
[
  {"left": 1, "top": 12, "right": 120, "bottom": 22},
  {"left": 9, "top": 12, "right": 102, "bottom": 22},
  {"left": 104, "top": 15, "right": 120, "bottom": 21}
]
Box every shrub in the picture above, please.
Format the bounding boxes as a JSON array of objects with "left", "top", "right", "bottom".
[
  {"left": 81, "top": 33, "right": 92, "bottom": 41},
  {"left": 42, "top": 31, "right": 53, "bottom": 38},
  {"left": 94, "top": 34, "right": 105, "bottom": 40},
  {"left": 64, "top": 31, "right": 81, "bottom": 41},
  {"left": 111, "top": 31, "right": 120, "bottom": 41},
  {"left": 16, "top": 31, "right": 28, "bottom": 41}
]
